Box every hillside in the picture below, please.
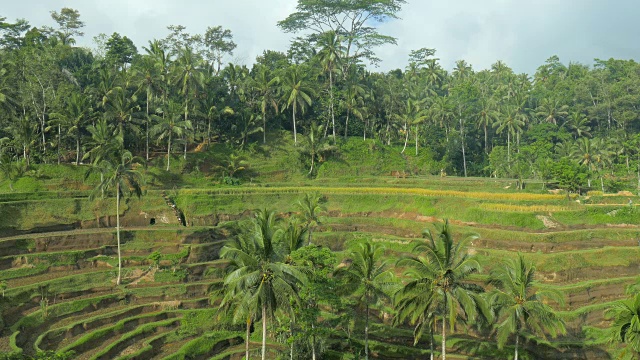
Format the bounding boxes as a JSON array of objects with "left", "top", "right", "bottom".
[{"left": 0, "top": 137, "right": 638, "bottom": 359}]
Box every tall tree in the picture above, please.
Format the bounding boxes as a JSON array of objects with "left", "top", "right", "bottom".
[
  {"left": 295, "top": 192, "right": 325, "bottom": 245},
  {"left": 89, "top": 149, "right": 143, "bottom": 285},
  {"left": 335, "top": 242, "right": 395, "bottom": 360},
  {"left": 203, "top": 26, "right": 237, "bottom": 74},
  {"left": 49, "top": 7, "right": 85, "bottom": 45},
  {"left": 251, "top": 66, "right": 279, "bottom": 143},
  {"left": 397, "top": 221, "right": 484, "bottom": 360},
  {"left": 316, "top": 30, "right": 344, "bottom": 140},
  {"left": 606, "top": 292, "right": 640, "bottom": 359},
  {"left": 278, "top": 0, "right": 406, "bottom": 67},
  {"left": 219, "top": 209, "right": 306, "bottom": 360},
  {"left": 488, "top": 254, "right": 566, "bottom": 360},
  {"left": 49, "top": 91, "right": 92, "bottom": 165},
  {"left": 151, "top": 100, "right": 192, "bottom": 171},
  {"left": 281, "top": 65, "right": 314, "bottom": 144}
]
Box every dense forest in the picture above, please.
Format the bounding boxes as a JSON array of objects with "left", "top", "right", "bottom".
[
  {"left": 1, "top": 2, "right": 640, "bottom": 360},
  {"left": 1, "top": 3, "right": 640, "bottom": 194}
]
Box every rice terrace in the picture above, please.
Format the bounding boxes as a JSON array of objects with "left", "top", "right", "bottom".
[{"left": 1, "top": 1, "right": 640, "bottom": 359}]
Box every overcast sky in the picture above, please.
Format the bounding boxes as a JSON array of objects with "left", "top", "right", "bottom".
[{"left": 3, "top": 0, "right": 640, "bottom": 74}]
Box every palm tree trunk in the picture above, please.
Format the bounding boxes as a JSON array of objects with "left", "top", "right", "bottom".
[
  {"left": 292, "top": 105, "right": 297, "bottom": 144},
  {"left": 76, "top": 131, "right": 81, "bottom": 165},
  {"left": 600, "top": 176, "right": 605, "bottom": 193},
  {"left": 460, "top": 117, "right": 467, "bottom": 177},
  {"left": 345, "top": 106, "right": 350, "bottom": 139},
  {"left": 167, "top": 134, "right": 171, "bottom": 172},
  {"left": 263, "top": 108, "right": 267, "bottom": 144},
  {"left": 330, "top": 71, "right": 336, "bottom": 141},
  {"left": 514, "top": 334, "right": 519, "bottom": 360},
  {"left": 57, "top": 125, "right": 61, "bottom": 165},
  {"left": 184, "top": 136, "right": 187, "bottom": 160},
  {"left": 401, "top": 122, "right": 409, "bottom": 154},
  {"left": 262, "top": 303, "right": 267, "bottom": 360},
  {"left": 290, "top": 319, "right": 294, "bottom": 360},
  {"left": 415, "top": 126, "right": 419, "bottom": 156},
  {"left": 307, "top": 226, "right": 313, "bottom": 246},
  {"left": 507, "top": 132, "right": 511, "bottom": 167},
  {"left": 363, "top": 118, "right": 367, "bottom": 141},
  {"left": 430, "top": 321, "right": 435, "bottom": 360},
  {"left": 311, "top": 322, "right": 317, "bottom": 360},
  {"left": 146, "top": 95, "right": 150, "bottom": 161},
  {"left": 309, "top": 151, "right": 315, "bottom": 176},
  {"left": 365, "top": 303, "right": 369, "bottom": 360},
  {"left": 246, "top": 316, "right": 251, "bottom": 360},
  {"left": 441, "top": 315, "right": 446, "bottom": 360},
  {"left": 116, "top": 183, "right": 122, "bottom": 286},
  {"left": 484, "top": 124, "right": 488, "bottom": 154}
]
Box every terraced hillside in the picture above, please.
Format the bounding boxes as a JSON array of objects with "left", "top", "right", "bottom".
[{"left": 1, "top": 176, "right": 639, "bottom": 359}]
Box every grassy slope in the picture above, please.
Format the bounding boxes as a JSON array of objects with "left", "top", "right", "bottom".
[{"left": 0, "top": 134, "right": 638, "bottom": 359}]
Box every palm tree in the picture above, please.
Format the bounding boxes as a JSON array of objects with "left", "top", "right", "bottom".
[
  {"left": 49, "top": 92, "right": 92, "bottom": 165},
  {"left": 219, "top": 209, "right": 306, "bottom": 360},
  {"left": 341, "top": 72, "right": 365, "bottom": 139},
  {"left": 564, "top": 111, "right": 591, "bottom": 140},
  {"left": 6, "top": 116, "right": 38, "bottom": 166},
  {"left": 488, "top": 254, "right": 566, "bottom": 360},
  {"left": 0, "top": 152, "right": 24, "bottom": 192},
  {"left": 151, "top": 101, "right": 192, "bottom": 171},
  {"left": 89, "top": 150, "right": 143, "bottom": 285},
  {"left": 395, "top": 98, "right": 428, "bottom": 155},
  {"left": 335, "top": 242, "right": 395, "bottom": 360},
  {"left": 536, "top": 97, "right": 569, "bottom": 125},
  {"left": 136, "top": 53, "right": 163, "bottom": 160},
  {"left": 572, "top": 137, "right": 611, "bottom": 190},
  {"left": 606, "top": 292, "right": 640, "bottom": 358},
  {"left": 172, "top": 45, "right": 204, "bottom": 157},
  {"left": 316, "top": 30, "right": 344, "bottom": 140},
  {"left": 295, "top": 192, "right": 324, "bottom": 245},
  {"left": 252, "top": 66, "right": 279, "bottom": 143},
  {"left": 299, "top": 121, "right": 336, "bottom": 176},
  {"left": 430, "top": 96, "right": 454, "bottom": 143},
  {"left": 105, "top": 87, "right": 141, "bottom": 144},
  {"left": 494, "top": 105, "right": 526, "bottom": 164},
  {"left": 394, "top": 258, "right": 438, "bottom": 360},
  {"left": 281, "top": 65, "right": 314, "bottom": 144},
  {"left": 397, "top": 220, "right": 484, "bottom": 360},
  {"left": 476, "top": 97, "right": 499, "bottom": 154}
]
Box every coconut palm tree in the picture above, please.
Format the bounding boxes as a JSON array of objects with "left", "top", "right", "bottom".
[
  {"left": 251, "top": 66, "right": 279, "bottom": 143},
  {"left": 135, "top": 53, "right": 163, "bottom": 160},
  {"left": 295, "top": 192, "right": 325, "bottom": 245},
  {"left": 48, "top": 92, "right": 92, "bottom": 165},
  {"left": 90, "top": 149, "right": 143, "bottom": 285},
  {"left": 105, "top": 86, "right": 141, "bottom": 144},
  {"left": 564, "top": 111, "right": 591, "bottom": 140},
  {"left": 172, "top": 45, "right": 204, "bottom": 157},
  {"left": 395, "top": 98, "right": 428, "bottom": 155},
  {"left": 535, "top": 97, "right": 569, "bottom": 125},
  {"left": 281, "top": 65, "right": 314, "bottom": 144},
  {"left": 151, "top": 100, "right": 192, "bottom": 171},
  {"left": 488, "top": 254, "right": 566, "bottom": 360},
  {"left": 572, "top": 137, "right": 611, "bottom": 190},
  {"left": 476, "top": 96, "right": 499, "bottom": 154},
  {"left": 397, "top": 220, "right": 484, "bottom": 360},
  {"left": 316, "top": 30, "right": 344, "bottom": 140},
  {"left": 605, "top": 291, "right": 640, "bottom": 358},
  {"left": 394, "top": 258, "right": 438, "bottom": 360},
  {"left": 219, "top": 209, "right": 306, "bottom": 360},
  {"left": 299, "top": 121, "right": 336, "bottom": 176},
  {"left": 494, "top": 105, "right": 526, "bottom": 164},
  {"left": 335, "top": 242, "right": 395, "bottom": 360}
]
